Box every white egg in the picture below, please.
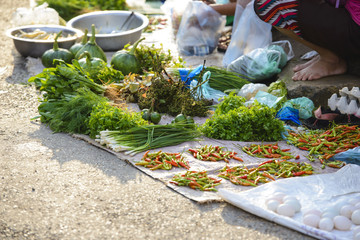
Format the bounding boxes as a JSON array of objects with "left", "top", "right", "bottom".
[
  {"left": 282, "top": 195, "right": 298, "bottom": 203},
  {"left": 283, "top": 199, "right": 301, "bottom": 213},
  {"left": 334, "top": 200, "right": 349, "bottom": 212},
  {"left": 318, "top": 217, "right": 334, "bottom": 232},
  {"left": 265, "top": 197, "right": 279, "bottom": 204},
  {"left": 354, "top": 232, "right": 360, "bottom": 240},
  {"left": 352, "top": 209, "right": 360, "bottom": 224},
  {"left": 355, "top": 202, "right": 360, "bottom": 209},
  {"left": 321, "top": 210, "right": 338, "bottom": 219},
  {"left": 303, "top": 214, "right": 321, "bottom": 228},
  {"left": 349, "top": 198, "right": 360, "bottom": 206},
  {"left": 340, "top": 204, "right": 356, "bottom": 219},
  {"left": 334, "top": 215, "right": 352, "bottom": 231},
  {"left": 304, "top": 209, "right": 322, "bottom": 217},
  {"left": 273, "top": 192, "right": 286, "bottom": 202},
  {"left": 267, "top": 199, "right": 281, "bottom": 212},
  {"left": 277, "top": 203, "right": 296, "bottom": 217},
  {"left": 354, "top": 225, "right": 360, "bottom": 235}
]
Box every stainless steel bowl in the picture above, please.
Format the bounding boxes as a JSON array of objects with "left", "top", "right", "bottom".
[
  {"left": 66, "top": 10, "right": 149, "bottom": 52},
  {"left": 6, "top": 25, "right": 83, "bottom": 58}
]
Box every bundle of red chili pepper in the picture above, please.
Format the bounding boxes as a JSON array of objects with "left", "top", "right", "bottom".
[
  {"left": 286, "top": 124, "right": 359, "bottom": 168},
  {"left": 240, "top": 143, "right": 299, "bottom": 160},
  {"left": 218, "top": 160, "right": 314, "bottom": 187},
  {"left": 135, "top": 150, "right": 190, "bottom": 170},
  {"left": 170, "top": 170, "right": 222, "bottom": 191},
  {"left": 188, "top": 145, "right": 243, "bottom": 163}
]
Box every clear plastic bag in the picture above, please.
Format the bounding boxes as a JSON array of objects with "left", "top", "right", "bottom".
[
  {"left": 227, "top": 48, "right": 282, "bottom": 82},
  {"left": 175, "top": 1, "right": 226, "bottom": 56},
  {"left": 222, "top": 0, "right": 272, "bottom": 67},
  {"left": 237, "top": 83, "right": 268, "bottom": 100},
  {"left": 190, "top": 71, "right": 226, "bottom": 103},
  {"left": 283, "top": 97, "right": 315, "bottom": 120},
  {"left": 227, "top": 41, "right": 293, "bottom": 82},
  {"left": 11, "top": 3, "right": 60, "bottom": 26},
  {"left": 332, "top": 147, "right": 360, "bottom": 165}
]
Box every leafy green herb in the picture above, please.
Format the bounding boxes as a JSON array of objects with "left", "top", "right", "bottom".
[
  {"left": 38, "top": 88, "right": 107, "bottom": 134},
  {"left": 28, "top": 60, "right": 106, "bottom": 102},
  {"left": 214, "top": 92, "right": 246, "bottom": 115},
  {"left": 132, "top": 43, "right": 185, "bottom": 73},
  {"left": 87, "top": 102, "right": 148, "bottom": 138},
  {"left": 201, "top": 100, "right": 284, "bottom": 141}
]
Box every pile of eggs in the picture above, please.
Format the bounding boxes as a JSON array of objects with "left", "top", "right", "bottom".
[
  {"left": 303, "top": 196, "right": 360, "bottom": 234},
  {"left": 265, "top": 192, "right": 301, "bottom": 217},
  {"left": 265, "top": 192, "right": 360, "bottom": 237}
]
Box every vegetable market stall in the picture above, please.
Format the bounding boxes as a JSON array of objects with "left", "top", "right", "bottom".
[{"left": 18, "top": 5, "right": 360, "bottom": 240}]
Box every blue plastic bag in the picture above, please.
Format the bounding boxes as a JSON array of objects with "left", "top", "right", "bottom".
[
  {"left": 332, "top": 147, "right": 360, "bottom": 165},
  {"left": 276, "top": 107, "right": 301, "bottom": 125}
]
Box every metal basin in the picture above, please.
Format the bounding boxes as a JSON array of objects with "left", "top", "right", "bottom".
[
  {"left": 6, "top": 25, "right": 83, "bottom": 58},
  {"left": 67, "top": 10, "right": 149, "bottom": 52}
]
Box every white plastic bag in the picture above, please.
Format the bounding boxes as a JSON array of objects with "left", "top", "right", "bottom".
[
  {"left": 11, "top": 3, "right": 60, "bottom": 26},
  {"left": 222, "top": 0, "right": 272, "bottom": 67},
  {"left": 237, "top": 83, "right": 268, "bottom": 100},
  {"left": 175, "top": 1, "right": 226, "bottom": 56}
]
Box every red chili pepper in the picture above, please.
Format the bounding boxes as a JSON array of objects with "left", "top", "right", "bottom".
[
  {"left": 298, "top": 147, "right": 309, "bottom": 151},
  {"left": 178, "top": 162, "right": 190, "bottom": 169},
  {"left": 143, "top": 150, "right": 150, "bottom": 158},
  {"left": 229, "top": 155, "right": 243, "bottom": 162},
  {"left": 188, "top": 149, "right": 198, "bottom": 154},
  {"left": 281, "top": 149, "right": 290, "bottom": 152},
  {"left": 258, "top": 159, "right": 274, "bottom": 166},
  {"left": 295, "top": 155, "right": 300, "bottom": 160},
  {"left": 211, "top": 152, "right": 222, "bottom": 159}
]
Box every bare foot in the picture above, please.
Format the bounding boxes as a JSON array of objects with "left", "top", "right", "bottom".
[
  {"left": 292, "top": 55, "right": 347, "bottom": 81},
  {"left": 293, "top": 55, "right": 320, "bottom": 72}
]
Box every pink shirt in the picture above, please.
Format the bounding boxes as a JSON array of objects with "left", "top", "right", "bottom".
[{"left": 346, "top": 0, "right": 360, "bottom": 26}]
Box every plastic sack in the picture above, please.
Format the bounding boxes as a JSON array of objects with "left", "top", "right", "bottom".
[
  {"left": 190, "top": 71, "right": 226, "bottom": 103},
  {"left": 332, "top": 147, "right": 360, "bottom": 165},
  {"left": 161, "top": 0, "right": 192, "bottom": 34},
  {"left": 254, "top": 91, "right": 284, "bottom": 109},
  {"left": 11, "top": 3, "right": 60, "bottom": 26},
  {"left": 222, "top": 0, "right": 272, "bottom": 67},
  {"left": 227, "top": 48, "right": 282, "bottom": 82},
  {"left": 237, "top": 83, "right": 268, "bottom": 100},
  {"left": 276, "top": 107, "right": 301, "bottom": 125},
  {"left": 176, "top": 1, "right": 226, "bottom": 56},
  {"left": 283, "top": 97, "right": 315, "bottom": 120}
]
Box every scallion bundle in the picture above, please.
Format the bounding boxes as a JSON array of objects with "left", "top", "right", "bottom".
[{"left": 97, "top": 124, "right": 202, "bottom": 156}]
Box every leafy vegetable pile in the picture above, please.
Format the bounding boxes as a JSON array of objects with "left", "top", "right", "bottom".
[
  {"left": 36, "top": 0, "right": 127, "bottom": 21},
  {"left": 201, "top": 93, "right": 285, "bottom": 141},
  {"left": 88, "top": 102, "right": 148, "bottom": 138}
]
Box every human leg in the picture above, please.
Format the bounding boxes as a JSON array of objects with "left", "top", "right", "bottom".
[
  {"left": 254, "top": 0, "right": 360, "bottom": 80},
  {"left": 275, "top": 27, "right": 347, "bottom": 81}
]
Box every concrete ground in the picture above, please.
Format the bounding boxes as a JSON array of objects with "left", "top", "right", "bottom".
[{"left": 1, "top": 0, "right": 349, "bottom": 239}]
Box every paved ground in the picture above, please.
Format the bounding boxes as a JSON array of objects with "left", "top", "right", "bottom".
[{"left": 0, "top": 1, "right": 319, "bottom": 239}]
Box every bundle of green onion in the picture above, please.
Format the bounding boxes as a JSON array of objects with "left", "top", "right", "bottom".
[
  {"left": 206, "top": 66, "right": 251, "bottom": 92},
  {"left": 167, "top": 66, "right": 251, "bottom": 92},
  {"left": 97, "top": 124, "right": 202, "bottom": 156}
]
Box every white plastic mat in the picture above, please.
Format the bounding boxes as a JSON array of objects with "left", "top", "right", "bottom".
[{"left": 218, "top": 164, "right": 360, "bottom": 240}]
